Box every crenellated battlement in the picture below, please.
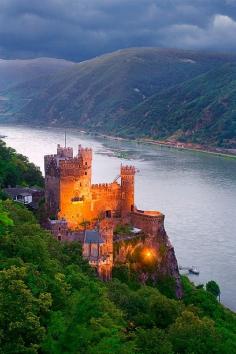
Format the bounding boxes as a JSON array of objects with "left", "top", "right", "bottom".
[
  {"left": 78, "top": 144, "right": 92, "bottom": 159},
  {"left": 57, "top": 144, "right": 73, "bottom": 158},
  {"left": 92, "top": 182, "right": 120, "bottom": 191},
  {"left": 78, "top": 146, "right": 92, "bottom": 153},
  {"left": 121, "top": 165, "right": 136, "bottom": 175},
  {"left": 44, "top": 154, "right": 58, "bottom": 164},
  {"left": 59, "top": 157, "right": 84, "bottom": 177}
]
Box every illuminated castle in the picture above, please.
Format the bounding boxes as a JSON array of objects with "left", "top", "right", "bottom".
[
  {"left": 44, "top": 143, "right": 183, "bottom": 297},
  {"left": 45, "top": 143, "right": 135, "bottom": 229}
]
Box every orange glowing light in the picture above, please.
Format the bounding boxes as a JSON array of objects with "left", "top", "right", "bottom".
[{"left": 143, "top": 249, "right": 154, "bottom": 260}]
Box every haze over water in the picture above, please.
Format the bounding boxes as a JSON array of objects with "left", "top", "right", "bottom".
[{"left": 1, "top": 124, "right": 236, "bottom": 311}]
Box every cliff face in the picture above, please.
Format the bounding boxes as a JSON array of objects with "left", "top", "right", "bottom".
[{"left": 114, "top": 212, "right": 183, "bottom": 298}]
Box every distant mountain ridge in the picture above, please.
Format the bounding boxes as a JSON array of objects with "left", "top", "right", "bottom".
[
  {"left": 0, "top": 57, "right": 74, "bottom": 90},
  {"left": 0, "top": 48, "right": 236, "bottom": 148}
]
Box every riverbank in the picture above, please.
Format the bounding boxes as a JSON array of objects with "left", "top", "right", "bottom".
[
  {"left": 87, "top": 130, "right": 236, "bottom": 160},
  {"left": 136, "top": 138, "right": 236, "bottom": 160}
]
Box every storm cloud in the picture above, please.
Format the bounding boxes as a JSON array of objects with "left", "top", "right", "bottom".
[{"left": 0, "top": 0, "right": 236, "bottom": 61}]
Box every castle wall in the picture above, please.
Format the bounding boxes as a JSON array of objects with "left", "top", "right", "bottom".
[
  {"left": 131, "top": 210, "right": 165, "bottom": 237},
  {"left": 59, "top": 175, "right": 94, "bottom": 229},
  {"left": 91, "top": 183, "right": 121, "bottom": 218},
  {"left": 44, "top": 156, "right": 60, "bottom": 217},
  {"left": 49, "top": 219, "right": 69, "bottom": 242},
  {"left": 98, "top": 219, "right": 113, "bottom": 281}
]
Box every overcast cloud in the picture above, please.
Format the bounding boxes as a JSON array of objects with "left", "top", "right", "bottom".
[{"left": 0, "top": 0, "right": 236, "bottom": 61}]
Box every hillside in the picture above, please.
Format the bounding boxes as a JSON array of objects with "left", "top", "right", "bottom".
[
  {"left": 0, "top": 57, "right": 74, "bottom": 118},
  {"left": 1, "top": 47, "right": 236, "bottom": 148},
  {"left": 0, "top": 141, "right": 236, "bottom": 353},
  {"left": 113, "top": 63, "right": 236, "bottom": 148}
]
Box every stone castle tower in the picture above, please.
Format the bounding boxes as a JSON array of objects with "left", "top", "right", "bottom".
[
  {"left": 44, "top": 144, "right": 136, "bottom": 229},
  {"left": 58, "top": 145, "right": 93, "bottom": 229},
  {"left": 120, "top": 165, "right": 135, "bottom": 218}
]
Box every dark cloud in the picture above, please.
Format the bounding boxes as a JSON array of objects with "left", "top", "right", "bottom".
[{"left": 0, "top": 0, "right": 236, "bottom": 61}]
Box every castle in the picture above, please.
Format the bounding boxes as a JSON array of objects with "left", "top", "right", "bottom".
[
  {"left": 45, "top": 144, "right": 135, "bottom": 228},
  {"left": 45, "top": 143, "right": 183, "bottom": 297}
]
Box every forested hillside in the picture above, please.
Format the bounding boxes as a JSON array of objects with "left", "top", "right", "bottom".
[
  {"left": 1, "top": 199, "right": 236, "bottom": 353},
  {"left": 0, "top": 139, "right": 43, "bottom": 190},
  {"left": 1, "top": 47, "right": 236, "bottom": 149},
  {"left": 118, "top": 63, "right": 236, "bottom": 148},
  {"left": 0, "top": 142, "right": 236, "bottom": 353}
]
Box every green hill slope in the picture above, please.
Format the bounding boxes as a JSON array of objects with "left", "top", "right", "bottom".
[
  {"left": 4, "top": 48, "right": 234, "bottom": 127},
  {"left": 115, "top": 63, "right": 236, "bottom": 148},
  {"left": 0, "top": 58, "right": 74, "bottom": 117},
  {"left": 1, "top": 48, "right": 236, "bottom": 148}
]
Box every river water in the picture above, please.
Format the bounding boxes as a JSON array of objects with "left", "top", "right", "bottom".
[{"left": 1, "top": 124, "right": 236, "bottom": 311}]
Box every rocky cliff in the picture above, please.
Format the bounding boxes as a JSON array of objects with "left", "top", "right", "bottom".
[{"left": 114, "top": 212, "right": 183, "bottom": 298}]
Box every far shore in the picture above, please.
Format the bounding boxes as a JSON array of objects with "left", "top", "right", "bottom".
[
  {"left": 1, "top": 120, "right": 236, "bottom": 160},
  {"left": 87, "top": 131, "right": 236, "bottom": 160},
  {"left": 136, "top": 138, "right": 236, "bottom": 160}
]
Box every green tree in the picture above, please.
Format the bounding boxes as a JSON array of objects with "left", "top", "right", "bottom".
[
  {"left": 168, "top": 310, "right": 220, "bottom": 354},
  {"left": 206, "top": 281, "right": 221, "bottom": 300},
  {"left": 135, "top": 327, "right": 173, "bottom": 354},
  {"left": 0, "top": 139, "right": 43, "bottom": 189},
  {"left": 0, "top": 266, "right": 51, "bottom": 354}
]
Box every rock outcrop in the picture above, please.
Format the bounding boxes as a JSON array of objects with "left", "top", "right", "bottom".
[{"left": 114, "top": 211, "right": 183, "bottom": 298}]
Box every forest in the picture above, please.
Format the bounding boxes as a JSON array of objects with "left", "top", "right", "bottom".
[{"left": 0, "top": 139, "right": 236, "bottom": 353}]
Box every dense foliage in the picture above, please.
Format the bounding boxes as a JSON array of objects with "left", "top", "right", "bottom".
[
  {"left": 0, "top": 139, "right": 43, "bottom": 189},
  {"left": 0, "top": 200, "right": 236, "bottom": 354}
]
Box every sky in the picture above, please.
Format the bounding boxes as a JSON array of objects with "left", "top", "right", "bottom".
[{"left": 1, "top": 0, "right": 236, "bottom": 61}]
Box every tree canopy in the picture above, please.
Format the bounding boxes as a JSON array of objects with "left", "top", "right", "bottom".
[{"left": 0, "top": 139, "right": 43, "bottom": 189}]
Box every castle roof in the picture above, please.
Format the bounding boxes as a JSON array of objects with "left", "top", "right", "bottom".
[
  {"left": 4, "top": 187, "right": 43, "bottom": 197},
  {"left": 84, "top": 230, "right": 104, "bottom": 244}
]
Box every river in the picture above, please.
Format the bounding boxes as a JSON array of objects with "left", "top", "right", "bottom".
[{"left": 1, "top": 124, "right": 236, "bottom": 311}]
